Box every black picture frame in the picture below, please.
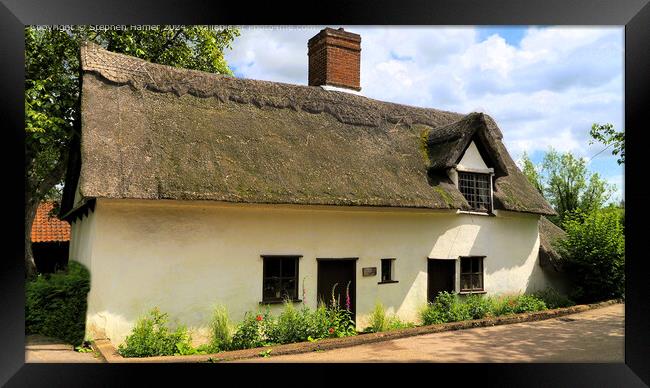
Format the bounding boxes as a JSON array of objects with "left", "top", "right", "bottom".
[{"left": 2, "top": 0, "right": 648, "bottom": 386}]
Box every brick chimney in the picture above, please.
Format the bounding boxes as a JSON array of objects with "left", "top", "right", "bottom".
[{"left": 308, "top": 27, "right": 361, "bottom": 92}]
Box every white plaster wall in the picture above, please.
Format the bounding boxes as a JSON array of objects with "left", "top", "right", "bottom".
[
  {"left": 69, "top": 209, "right": 97, "bottom": 271},
  {"left": 457, "top": 141, "right": 489, "bottom": 171},
  {"left": 68, "top": 207, "right": 99, "bottom": 339},
  {"left": 80, "top": 199, "right": 561, "bottom": 345}
]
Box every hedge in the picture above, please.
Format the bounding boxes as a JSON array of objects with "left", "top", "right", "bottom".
[{"left": 25, "top": 261, "right": 90, "bottom": 346}]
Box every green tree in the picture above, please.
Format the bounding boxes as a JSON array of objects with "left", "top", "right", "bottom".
[
  {"left": 590, "top": 123, "right": 624, "bottom": 165},
  {"left": 542, "top": 149, "right": 612, "bottom": 224},
  {"left": 25, "top": 26, "right": 239, "bottom": 277},
  {"left": 520, "top": 151, "right": 544, "bottom": 195},
  {"left": 520, "top": 149, "right": 613, "bottom": 226},
  {"left": 556, "top": 209, "right": 625, "bottom": 303}
]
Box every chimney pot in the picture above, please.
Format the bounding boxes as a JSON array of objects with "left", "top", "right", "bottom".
[{"left": 308, "top": 27, "right": 361, "bottom": 92}]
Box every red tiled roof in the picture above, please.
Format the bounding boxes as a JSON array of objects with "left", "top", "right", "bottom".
[{"left": 31, "top": 202, "right": 70, "bottom": 243}]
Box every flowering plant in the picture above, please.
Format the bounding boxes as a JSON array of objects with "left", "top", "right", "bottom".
[{"left": 345, "top": 281, "right": 351, "bottom": 312}]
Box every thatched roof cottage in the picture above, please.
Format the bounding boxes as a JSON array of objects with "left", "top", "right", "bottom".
[{"left": 62, "top": 28, "right": 567, "bottom": 345}]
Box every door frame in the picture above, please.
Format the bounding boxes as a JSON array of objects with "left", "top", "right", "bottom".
[
  {"left": 427, "top": 257, "right": 458, "bottom": 303},
  {"left": 316, "top": 257, "right": 358, "bottom": 319}
]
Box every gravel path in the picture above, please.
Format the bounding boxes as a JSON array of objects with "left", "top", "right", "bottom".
[{"left": 25, "top": 335, "right": 104, "bottom": 363}]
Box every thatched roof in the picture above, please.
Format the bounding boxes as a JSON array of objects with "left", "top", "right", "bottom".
[
  {"left": 62, "top": 43, "right": 555, "bottom": 216},
  {"left": 538, "top": 216, "right": 566, "bottom": 271}
]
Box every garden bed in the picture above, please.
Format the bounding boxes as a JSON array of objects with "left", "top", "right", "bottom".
[{"left": 93, "top": 299, "right": 621, "bottom": 363}]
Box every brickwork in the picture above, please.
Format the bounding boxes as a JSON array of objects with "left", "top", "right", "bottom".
[{"left": 308, "top": 28, "right": 361, "bottom": 91}]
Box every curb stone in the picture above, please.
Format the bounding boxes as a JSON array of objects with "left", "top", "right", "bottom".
[{"left": 94, "top": 299, "right": 622, "bottom": 363}]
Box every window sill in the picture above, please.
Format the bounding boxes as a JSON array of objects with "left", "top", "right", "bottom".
[
  {"left": 259, "top": 299, "right": 303, "bottom": 305},
  {"left": 458, "top": 290, "right": 487, "bottom": 295},
  {"left": 378, "top": 280, "right": 399, "bottom": 285},
  {"left": 457, "top": 210, "right": 495, "bottom": 217}
]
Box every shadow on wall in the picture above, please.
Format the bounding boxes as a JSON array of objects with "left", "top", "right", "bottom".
[
  {"left": 366, "top": 212, "right": 557, "bottom": 325},
  {"left": 525, "top": 263, "right": 571, "bottom": 296}
]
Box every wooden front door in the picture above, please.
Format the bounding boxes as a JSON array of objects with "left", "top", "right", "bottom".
[
  {"left": 428, "top": 259, "right": 456, "bottom": 303},
  {"left": 317, "top": 259, "right": 357, "bottom": 321}
]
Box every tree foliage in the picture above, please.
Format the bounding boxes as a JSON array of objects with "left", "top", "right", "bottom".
[
  {"left": 520, "top": 149, "right": 613, "bottom": 226},
  {"left": 556, "top": 209, "right": 625, "bottom": 303},
  {"left": 590, "top": 123, "right": 624, "bottom": 165},
  {"left": 520, "top": 151, "right": 544, "bottom": 195},
  {"left": 25, "top": 25, "right": 239, "bottom": 277}
]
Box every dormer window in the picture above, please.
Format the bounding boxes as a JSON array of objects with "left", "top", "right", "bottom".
[
  {"left": 458, "top": 172, "right": 492, "bottom": 213},
  {"left": 455, "top": 141, "right": 494, "bottom": 213}
]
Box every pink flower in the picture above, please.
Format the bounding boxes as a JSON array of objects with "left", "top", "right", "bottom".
[{"left": 345, "top": 281, "right": 351, "bottom": 311}]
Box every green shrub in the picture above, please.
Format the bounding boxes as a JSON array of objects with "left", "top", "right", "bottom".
[
  {"left": 513, "top": 295, "right": 547, "bottom": 313},
  {"left": 491, "top": 295, "right": 519, "bottom": 316},
  {"left": 306, "top": 303, "right": 331, "bottom": 340},
  {"left": 532, "top": 288, "right": 574, "bottom": 309},
  {"left": 420, "top": 292, "right": 472, "bottom": 325},
  {"left": 231, "top": 310, "right": 273, "bottom": 350},
  {"left": 557, "top": 209, "right": 625, "bottom": 303},
  {"left": 117, "top": 308, "right": 194, "bottom": 357},
  {"left": 420, "top": 303, "right": 445, "bottom": 325},
  {"left": 463, "top": 294, "right": 493, "bottom": 319},
  {"left": 324, "top": 302, "right": 356, "bottom": 337},
  {"left": 366, "top": 302, "right": 388, "bottom": 333},
  {"left": 206, "top": 305, "right": 233, "bottom": 352},
  {"left": 386, "top": 318, "right": 415, "bottom": 330},
  {"left": 267, "top": 301, "right": 311, "bottom": 344},
  {"left": 491, "top": 294, "right": 547, "bottom": 316},
  {"left": 25, "top": 261, "right": 90, "bottom": 346},
  {"left": 365, "top": 302, "right": 415, "bottom": 333},
  {"left": 421, "top": 292, "right": 547, "bottom": 324}
]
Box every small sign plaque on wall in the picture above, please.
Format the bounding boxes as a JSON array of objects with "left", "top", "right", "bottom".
[{"left": 362, "top": 267, "right": 377, "bottom": 277}]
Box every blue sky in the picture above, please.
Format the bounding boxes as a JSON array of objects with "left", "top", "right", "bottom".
[
  {"left": 477, "top": 26, "right": 528, "bottom": 46},
  {"left": 225, "top": 26, "right": 624, "bottom": 203}
]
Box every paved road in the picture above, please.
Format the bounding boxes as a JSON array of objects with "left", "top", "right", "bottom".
[
  {"left": 234, "top": 303, "right": 624, "bottom": 363},
  {"left": 25, "top": 335, "right": 103, "bottom": 363}
]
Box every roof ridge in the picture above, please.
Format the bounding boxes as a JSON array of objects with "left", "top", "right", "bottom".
[{"left": 80, "top": 42, "right": 464, "bottom": 129}]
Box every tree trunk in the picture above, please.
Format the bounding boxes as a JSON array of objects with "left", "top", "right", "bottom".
[{"left": 25, "top": 198, "right": 39, "bottom": 278}]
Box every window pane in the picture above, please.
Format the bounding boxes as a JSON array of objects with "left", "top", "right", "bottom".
[
  {"left": 281, "top": 258, "right": 296, "bottom": 277},
  {"left": 472, "top": 257, "right": 483, "bottom": 272},
  {"left": 280, "top": 279, "right": 296, "bottom": 299},
  {"left": 458, "top": 172, "right": 491, "bottom": 212},
  {"left": 461, "top": 257, "right": 471, "bottom": 273},
  {"left": 381, "top": 259, "right": 392, "bottom": 281},
  {"left": 264, "top": 258, "right": 281, "bottom": 278},
  {"left": 461, "top": 274, "right": 471, "bottom": 291},
  {"left": 471, "top": 274, "right": 481, "bottom": 290},
  {"left": 263, "top": 278, "right": 281, "bottom": 300}
]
